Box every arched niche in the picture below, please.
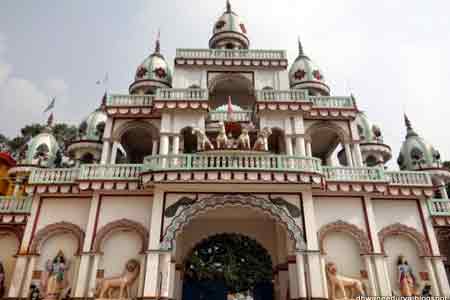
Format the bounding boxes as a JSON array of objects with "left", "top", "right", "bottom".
[{"left": 0, "top": 230, "right": 20, "bottom": 296}]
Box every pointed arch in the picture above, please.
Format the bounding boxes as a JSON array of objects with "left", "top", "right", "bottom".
[
  {"left": 30, "top": 222, "right": 85, "bottom": 255},
  {"left": 93, "top": 219, "right": 149, "bottom": 253},
  {"left": 378, "top": 223, "right": 431, "bottom": 256},
  {"left": 318, "top": 220, "right": 371, "bottom": 254},
  {"left": 305, "top": 120, "right": 350, "bottom": 144},
  {"left": 161, "top": 194, "right": 305, "bottom": 251}
]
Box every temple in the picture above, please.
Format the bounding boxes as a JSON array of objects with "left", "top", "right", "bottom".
[{"left": 1, "top": 2, "right": 450, "bottom": 299}]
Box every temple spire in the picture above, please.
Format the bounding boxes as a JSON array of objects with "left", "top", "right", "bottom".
[
  {"left": 154, "top": 29, "right": 161, "bottom": 54},
  {"left": 404, "top": 114, "right": 418, "bottom": 137},
  {"left": 298, "top": 36, "right": 304, "bottom": 56},
  {"left": 226, "top": 0, "right": 231, "bottom": 13}
]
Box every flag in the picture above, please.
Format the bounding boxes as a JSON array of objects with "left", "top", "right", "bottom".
[
  {"left": 43, "top": 97, "right": 56, "bottom": 113},
  {"left": 96, "top": 72, "right": 109, "bottom": 85}
]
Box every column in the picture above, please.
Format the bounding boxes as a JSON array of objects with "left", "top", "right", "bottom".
[
  {"left": 144, "top": 189, "right": 165, "bottom": 297},
  {"left": 87, "top": 255, "right": 100, "bottom": 297},
  {"left": 159, "top": 134, "right": 169, "bottom": 155},
  {"left": 160, "top": 252, "right": 176, "bottom": 299},
  {"left": 363, "top": 196, "right": 392, "bottom": 295},
  {"left": 8, "top": 256, "right": 28, "bottom": 297},
  {"left": 295, "top": 136, "right": 306, "bottom": 156},
  {"left": 285, "top": 136, "right": 293, "bottom": 156},
  {"left": 305, "top": 141, "right": 312, "bottom": 157},
  {"left": 100, "top": 140, "right": 111, "bottom": 164},
  {"left": 362, "top": 255, "right": 377, "bottom": 295},
  {"left": 109, "top": 141, "right": 119, "bottom": 164},
  {"left": 172, "top": 135, "right": 180, "bottom": 155},
  {"left": 152, "top": 140, "right": 159, "bottom": 156},
  {"left": 175, "top": 268, "right": 183, "bottom": 300},
  {"left": 424, "top": 257, "right": 440, "bottom": 296},
  {"left": 352, "top": 143, "right": 363, "bottom": 167},
  {"left": 295, "top": 252, "right": 307, "bottom": 298},
  {"left": 344, "top": 143, "right": 354, "bottom": 167},
  {"left": 74, "top": 193, "right": 101, "bottom": 297},
  {"left": 433, "top": 257, "right": 450, "bottom": 296},
  {"left": 13, "top": 176, "right": 22, "bottom": 196},
  {"left": 20, "top": 255, "right": 36, "bottom": 298},
  {"left": 302, "top": 191, "right": 327, "bottom": 298},
  {"left": 288, "top": 256, "right": 299, "bottom": 300}
]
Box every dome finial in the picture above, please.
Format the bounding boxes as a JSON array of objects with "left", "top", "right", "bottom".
[
  {"left": 298, "top": 36, "right": 304, "bottom": 56},
  {"left": 404, "top": 114, "right": 418, "bottom": 137},
  {"left": 226, "top": 0, "right": 232, "bottom": 13},
  {"left": 154, "top": 29, "right": 161, "bottom": 54},
  {"left": 47, "top": 112, "right": 54, "bottom": 127}
]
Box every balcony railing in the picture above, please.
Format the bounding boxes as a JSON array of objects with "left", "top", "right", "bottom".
[
  {"left": 386, "top": 171, "right": 432, "bottom": 186},
  {"left": 0, "top": 196, "right": 33, "bottom": 214},
  {"left": 428, "top": 198, "right": 450, "bottom": 216},
  {"left": 155, "top": 88, "right": 208, "bottom": 101},
  {"left": 79, "top": 164, "right": 142, "bottom": 181},
  {"left": 29, "top": 168, "right": 80, "bottom": 184},
  {"left": 208, "top": 110, "right": 253, "bottom": 122},
  {"left": 106, "top": 94, "right": 154, "bottom": 107},
  {"left": 144, "top": 154, "right": 322, "bottom": 173},
  {"left": 255, "top": 90, "right": 308, "bottom": 102},
  {"left": 323, "top": 166, "right": 386, "bottom": 182},
  {"left": 310, "top": 96, "right": 355, "bottom": 109},
  {"left": 176, "top": 49, "right": 287, "bottom": 60}
]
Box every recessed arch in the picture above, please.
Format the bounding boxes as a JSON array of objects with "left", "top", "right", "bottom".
[
  {"left": 318, "top": 220, "right": 371, "bottom": 254},
  {"left": 208, "top": 73, "right": 254, "bottom": 110},
  {"left": 161, "top": 194, "right": 305, "bottom": 251},
  {"left": 93, "top": 219, "right": 149, "bottom": 253},
  {"left": 29, "top": 222, "right": 85, "bottom": 255},
  {"left": 378, "top": 223, "right": 431, "bottom": 257}
]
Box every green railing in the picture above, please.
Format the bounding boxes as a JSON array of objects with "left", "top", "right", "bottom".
[
  {"left": 427, "top": 198, "right": 450, "bottom": 216},
  {"left": 255, "top": 89, "right": 308, "bottom": 102},
  {"left": 323, "top": 166, "right": 386, "bottom": 182},
  {"left": 386, "top": 171, "right": 432, "bottom": 186},
  {"left": 208, "top": 110, "right": 253, "bottom": 122},
  {"left": 79, "top": 164, "right": 142, "bottom": 181},
  {"left": 310, "top": 96, "right": 355, "bottom": 109},
  {"left": 106, "top": 94, "right": 154, "bottom": 107},
  {"left": 29, "top": 168, "right": 80, "bottom": 184},
  {"left": 176, "top": 48, "right": 287, "bottom": 60},
  {"left": 155, "top": 88, "right": 208, "bottom": 101},
  {"left": 144, "top": 154, "right": 322, "bottom": 173},
  {"left": 0, "top": 196, "right": 33, "bottom": 214}
]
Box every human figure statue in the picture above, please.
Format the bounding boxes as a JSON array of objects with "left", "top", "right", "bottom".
[
  {"left": 0, "top": 261, "right": 5, "bottom": 298},
  {"left": 42, "top": 251, "right": 70, "bottom": 299},
  {"left": 397, "top": 255, "right": 417, "bottom": 296},
  {"left": 29, "top": 283, "right": 41, "bottom": 300}
]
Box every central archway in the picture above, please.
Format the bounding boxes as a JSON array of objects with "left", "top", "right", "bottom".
[{"left": 183, "top": 233, "right": 273, "bottom": 300}]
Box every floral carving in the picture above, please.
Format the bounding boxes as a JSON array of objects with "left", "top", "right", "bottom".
[
  {"left": 215, "top": 20, "right": 226, "bottom": 30},
  {"left": 294, "top": 69, "right": 306, "bottom": 80},
  {"left": 378, "top": 223, "right": 431, "bottom": 256},
  {"left": 136, "top": 66, "right": 148, "bottom": 78},
  {"left": 153, "top": 67, "right": 167, "bottom": 78},
  {"left": 313, "top": 70, "right": 323, "bottom": 80},
  {"left": 30, "top": 222, "right": 85, "bottom": 254},
  {"left": 318, "top": 220, "right": 372, "bottom": 254}
]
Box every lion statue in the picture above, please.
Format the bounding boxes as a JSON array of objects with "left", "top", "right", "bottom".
[
  {"left": 326, "top": 262, "right": 366, "bottom": 300},
  {"left": 95, "top": 259, "right": 140, "bottom": 299}
]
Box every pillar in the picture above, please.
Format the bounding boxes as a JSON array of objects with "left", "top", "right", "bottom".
[
  {"left": 305, "top": 141, "right": 312, "bottom": 157},
  {"left": 285, "top": 136, "right": 293, "bottom": 156},
  {"left": 172, "top": 135, "right": 180, "bottom": 155},
  {"left": 433, "top": 257, "right": 450, "bottom": 296},
  {"left": 7, "top": 256, "right": 28, "bottom": 297},
  {"left": 161, "top": 252, "right": 176, "bottom": 299},
  {"left": 302, "top": 191, "right": 327, "bottom": 298},
  {"left": 352, "top": 143, "right": 363, "bottom": 167},
  {"left": 109, "top": 141, "right": 119, "bottom": 164},
  {"left": 152, "top": 140, "right": 159, "bottom": 156},
  {"left": 424, "top": 257, "right": 440, "bottom": 296},
  {"left": 295, "top": 136, "right": 306, "bottom": 156},
  {"left": 87, "top": 255, "right": 100, "bottom": 297},
  {"left": 362, "top": 255, "right": 377, "bottom": 295},
  {"left": 100, "top": 140, "right": 111, "bottom": 164},
  {"left": 20, "top": 255, "right": 36, "bottom": 298},
  {"left": 344, "top": 143, "right": 354, "bottom": 167},
  {"left": 288, "top": 256, "right": 299, "bottom": 299},
  {"left": 159, "top": 134, "right": 169, "bottom": 155},
  {"left": 295, "top": 252, "right": 307, "bottom": 298}
]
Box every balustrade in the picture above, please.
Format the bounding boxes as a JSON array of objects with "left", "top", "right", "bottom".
[
  {"left": 176, "top": 48, "right": 286, "bottom": 60},
  {"left": 255, "top": 90, "right": 308, "bottom": 102},
  {"left": 106, "top": 94, "right": 154, "bottom": 107},
  {"left": 79, "top": 164, "right": 142, "bottom": 180},
  {"left": 155, "top": 88, "right": 208, "bottom": 101},
  {"left": 29, "top": 168, "right": 80, "bottom": 184},
  {"left": 428, "top": 198, "right": 450, "bottom": 216},
  {"left": 323, "top": 166, "right": 385, "bottom": 182},
  {"left": 386, "top": 171, "right": 432, "bottom": 186},
  {"left": 0, "top": 196, "right": 32, "bottom": 213}
]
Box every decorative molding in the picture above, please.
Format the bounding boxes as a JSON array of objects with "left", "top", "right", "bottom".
[
  {"left": 30, "top": 221, "right": 85, "bottom": 254},
  {"left": 160, "top": 193, "right": 306, "bottom": 251},
  {"left": 164, "top": 197, "right": 196, "bottom": 218},
  {"left": 378, "top": 222, "right": 431, "bottom": 257},
  {"left": 270, "top": 197, "right": 301, "bottom": 218},
  {"left": 318, "top": 220, "right": 371, "bottom": 254},
  {"left": 92, "top": 218, "right": 149, "bottom": 253}
]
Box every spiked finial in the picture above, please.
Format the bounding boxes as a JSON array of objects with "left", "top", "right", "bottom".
[
  {"left": 154, "top": 29, "right": 161, "bottom": 53},
  {"left": 226, "top": 0, "right": 231, "bottom": 13},
  {"left": 100, "top": 92, "right": 107, "bottom": 111},
  {"left": 298, "top": 37, "right": 304, "bottom": 56},
  {"left": 404, "top": 114, "right": 418, "bottom": 137}
]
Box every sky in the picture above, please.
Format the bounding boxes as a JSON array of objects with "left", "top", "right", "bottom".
[{"left": 0, "top": 0, "right": 449, "bottom": 167}]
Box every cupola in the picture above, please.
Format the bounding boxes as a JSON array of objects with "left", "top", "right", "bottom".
[
  {"left": 288, "top": 39, "right": 330, "bottom": 96},
  {"left": 209, "top": 0, "right": 249, "bottom": 49},
  {"left": 129, "top": 35, "right": 172, "bottom": 95}
]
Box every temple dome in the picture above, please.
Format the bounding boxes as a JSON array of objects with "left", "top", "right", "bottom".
[
  {"left": 209, "top": 1, "right": 249, "bottom": 49},
  {"left": 129, "top": 38, "right": 172, "bottom": 94},
  {"left": 355, "top": 111, "right": 383, "bottom": 143},
  {"left": 24, "top": 123, "right": 60, "bottom": 168},
  {"left": 289, "top": 40, "right": 330, "bottom": 95},
  {"left": 78, "top": 105, "right": 107, "bottom": 141},
  {"left": 397, "top": 115, "right": 441, "bottom": 171}
]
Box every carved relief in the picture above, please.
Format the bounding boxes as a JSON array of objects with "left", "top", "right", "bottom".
[
  {"left": 318, "top": 220, "right": 371, "bottom": 254},
  {"left": 326, "top": 262, "right": 366, "bottom": 300},
  {"left": 378, "top": 223, "right": 431, "bottom": 257},
  {"left": 30, "top": 222, "right": 85, "bottom": 255}
]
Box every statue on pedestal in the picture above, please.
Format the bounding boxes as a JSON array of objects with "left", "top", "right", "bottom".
[
  {"left": 41, "top": 251, "right": 70, "bottom": 300},
  {"left": 325, "top": 262, "right": 366, "bottom": 300},
  {"left": 397, "top": 255, "right": 417, "bottom": 296},
  {"left": 95, "top": 259, "right": 140, "bottom": 299},
  {"left": 216, "top": 122, "right": 229, "bottom": 149},
  {"left": 237, "top": 128, "right": 251, "bottom": 150},
  {"left": 253, "top": 127, "right": 272, "bottom": 151}
]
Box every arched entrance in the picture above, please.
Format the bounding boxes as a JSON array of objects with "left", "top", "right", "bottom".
[{"left": 183, "top": 233, "right": 273, "bottom": 300}]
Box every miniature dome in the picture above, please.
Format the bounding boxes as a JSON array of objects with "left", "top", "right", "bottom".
[
  {"left": 289, "top": 40, "right": 330, "bottom": 96},
  {"left": 355, "top": 111, "right": 384, "bottom": 143},
  {"left": 129, "top": 38, "right": 172, "bottom": 95},
  {"left": 397, "top": 115, "right": 441, "bottom": 171},
  {"left": 79, "top": 108, "right": 107, "bottom": 141},
  {"left": 209, "top": 0, "right": 249, "bottom": 49},
  {"left": 25, "top": 126, "right": 60, "bottom": 168}
]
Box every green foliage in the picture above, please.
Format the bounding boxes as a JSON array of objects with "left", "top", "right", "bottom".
[{"left": 185, "top": 233, "right": 273, "bottom": 293}]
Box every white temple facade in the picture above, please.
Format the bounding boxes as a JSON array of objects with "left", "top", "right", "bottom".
[{"left": 2, "top": 2, "right": 450, "bottom": 299}]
